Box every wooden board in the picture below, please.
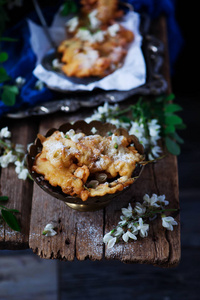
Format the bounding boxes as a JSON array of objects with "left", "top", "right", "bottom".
[{"left": 0, "top": 16, "right": 181, "bottom": 267}]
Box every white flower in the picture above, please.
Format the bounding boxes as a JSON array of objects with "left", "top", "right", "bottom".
[
  {"left": 88, "top": 9, "right": 101, "bottom": 30},
  {"left": 121, "top": 203, "right": 133, "bottom": 218},
  {"left": 151, "top": 145, "right": 162, "bottom": 157},
  {"left": 157, "top": 195, "right": 169, "bottom": 206},
  {"left": 107, "top": 118, "right": 129, "bottom": 129},
  {"left": 162, "top": 215, "right": 178, "bottom": 231},
  {"left": 118, "top": 216, "right": 127, "bottom": 227},
  {"left": 143, "top": 193, "right": 160, "bottom": 208},
  {"left": 137, "top": 218, "right": 149, "bottom": 237},
  {"left": 15, "top": 76, "right": 26, "bottom": 88},
  {"left": 148, "top": 119, "right": 161, "bottom": 139},
  {"left": 103, "top": 232, "right": 117, "bottom": 248},
  {"left": 129, "top": 120, "right": 145, "bottom": 140},
  {"left": 111, "top": 134, "right": 124, "bottom": 146},
  {"left": 113, "top": 226, "right": 124, "bottom": 237},
  {"left": 122, "top": 230, "right": 137, "bottom": 242},
  {"left": 134, "top": 202, "right": 146, "bottom": 216},
  {"left": 85, "top": 116, "right": 95, "bottom": 123},
  {"left": 0, "top": 151, "right": 17, "bottom": 168},
  {"left": 66, "top": 16, "right": 79, "bottom": 32},
  {"left": 148, "top": 145, "right": 162, "bottom": 160},
  {"left": 97, "top": 102, "right": 110, "bottom": 114},
  {"left": 14, "top": 161, "right": 29, "bottom": 180},
  {"left": 107, "top": 23, "right": 120, "bottom": 37},
  {"left": 15, "top": 143, "right": 25, "bottom": 154},
  {"left": 43, "top": 223, "right": 57, "bottom": 237},
  {"left": 129, "top": 121, "right": 149, "bottom": 148},
  {"left": 0, "top": 127, "right": 11, "bottom": 139}
]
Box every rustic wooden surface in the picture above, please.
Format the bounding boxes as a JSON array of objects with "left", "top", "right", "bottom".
[{"left": 0, "top": 16, "right": 181, "bottom": 267}]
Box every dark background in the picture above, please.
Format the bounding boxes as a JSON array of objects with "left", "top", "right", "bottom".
[{"left": 0, "top": 1, "right": 200, "bottom": 299}]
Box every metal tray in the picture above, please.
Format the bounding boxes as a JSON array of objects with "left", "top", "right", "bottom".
[{"left": 6, "top": 14, "right": 167, "bottom": 118}]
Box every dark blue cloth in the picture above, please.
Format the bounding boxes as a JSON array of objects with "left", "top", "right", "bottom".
[{"left": 0, "top": 0, "right": 183, "bottom": 118}]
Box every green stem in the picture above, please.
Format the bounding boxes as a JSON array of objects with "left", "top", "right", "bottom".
[{"left": 0, "top": 139, "right": 12, "bottom": 150}]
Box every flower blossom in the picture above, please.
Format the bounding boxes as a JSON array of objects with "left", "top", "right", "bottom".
[
  {"left": 143, "top": 193, "right": 161, "bottom": 207},
  {"left": 134, "top": 202, "right": 146, "bottom": 215},
  {"left": 121, "top": 203, "right": 133, "bottom": 218},
  {"left": 122, "top": 230, "right": 137, "bottom": 242},
  {"left": 137, "top": 218, "right": 149, "bottom": 237},
  {"left": 103, "top": 231, "right": 117, "bottom": 248},
  {"left": 0, "top": 151, "right": 17, "bottom": 168},
  {"left": 129, "top": 120, "right": 148, "bottom": 148},
  {"left": 15, "top": 161, "right": 29, "bottom": 180},
  {"left": 148, "top": 119, "right": 161, "bottom": 141},
  {"left": 0, "top": 127, "right": 11, "bottom": 139},
  {"left": 103, "top": 194, "right": 177, "bottom": 248},
  {"left": 161, "top": 215, "right": 178, "bottom": 231},
  {"left": 42, "top": 223, "right": 57, "bottom": 237}
]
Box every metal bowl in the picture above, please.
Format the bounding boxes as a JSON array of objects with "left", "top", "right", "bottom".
[{"left": 27, "top": 120, "right": 144, "bottom": 211}]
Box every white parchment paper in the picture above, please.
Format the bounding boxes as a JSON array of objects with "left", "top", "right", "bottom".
[{"left": 28, "top": 9, "right": 146, "bottom": 92}]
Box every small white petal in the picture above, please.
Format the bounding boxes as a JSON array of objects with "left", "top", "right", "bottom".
[
  {"left": 44, "top": 223, "right": 54, "bottom": 231},
  {"left": 122, "top": 232, "right": 129, "bottom": 242},
  {"left": 127, "top": 231, "right": 137, "bottom": 240},
  {"left": 107, "top": 237, "right": 117, "bottom": 248},
  {"left": 44, "top": 229, "right": 57, "bottom": 237},
  {"left": 103, "top": 232, "right": 113, "bottom": 243}
]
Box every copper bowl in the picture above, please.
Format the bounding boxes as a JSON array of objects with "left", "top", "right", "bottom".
[{"left": 27, "top": 120, "right": 144, "bottom": 211}]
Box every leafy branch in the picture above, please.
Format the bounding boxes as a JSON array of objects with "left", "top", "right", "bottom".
[{"left": 107, "top": 93, "right": 185, "bottom": 156}]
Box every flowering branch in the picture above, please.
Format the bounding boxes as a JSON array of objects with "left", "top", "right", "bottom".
[
  {"left": 85, "top": 94, "right": 185, "bottom": 158},
  {"left": 0, "top": 126, "right": 30, "bottom": 180},
  {"left": 103, "top": 193, "right": 178, "bottom": 248}
]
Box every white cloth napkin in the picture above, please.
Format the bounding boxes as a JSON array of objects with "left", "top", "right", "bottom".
[{"left": 28, "top": 9, "right": 146, "bottom": 92}]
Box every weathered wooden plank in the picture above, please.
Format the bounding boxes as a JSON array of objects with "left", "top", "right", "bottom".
[
  {"left": 29, "top": 184, "right": 76, "bottom": 260},
  {"left": 29, "top": 113, "right": 104, "bottom": 260},
  {"left": 104, "top": 144, "right": 180, "bottom": 266},
  {"left": 0, "top": 118, "right": 38, "bottom": 249},
  {"left": 104, "top": 160, "right": 164, "bottom": 264}
]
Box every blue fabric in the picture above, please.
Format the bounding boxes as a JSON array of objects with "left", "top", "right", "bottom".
[{"left": 0, "top": 0, "right": 183, "bottom": 118}]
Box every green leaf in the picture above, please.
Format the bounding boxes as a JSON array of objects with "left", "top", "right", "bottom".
[
  {"left": 0, "top": 196, "right": 9, "bottom": 201},
  {"left": 1, "top": 209, "right": 21, "bottom": 232},
  {"left": 0, "top": 67, "right": 10, "bottom": 83},
  {"left": 165, "top": 93, "right": 175, "bottom": 102},
  {"left": 164, "top": 124, "right": 175, "bottom": 134},
  {"left": 60, "top": 0, "right": 77, "bottom": 16},
  {"left": 1, "top": 85, "right": 19, "bottom": 106},
  {"left": 165, "top": 103, "right": 183, "bottom": 113},
  {"left": 165, "top": 114, "right": 183, "bottom": 126},
  {"left": 119, "top": 116, "right": 131, "bottom": 123},
  {"left": 0, "top": 52, "right": 8, "bottom": 63},
  {"left": 173, "top": 131, "right": 184, "bottom": 144},
  {"left": 155, "top": 95, "right": 165, "bottom": 103},
  {"left": 165, "top": 136, "right": 181, "bottom": 156},
  {"left": 175, "top": 123, "right": 187, "bottom": 130}
]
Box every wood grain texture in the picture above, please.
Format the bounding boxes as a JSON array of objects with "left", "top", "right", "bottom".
[
  {"left": 0, "top": 118, "right": 38, "bottom": 249},
  {"left": 104, "top": 153, "right": 180, "bottom": 267},
  {"left": 0, "top": 16, "right": 181, "bottom": 266}
]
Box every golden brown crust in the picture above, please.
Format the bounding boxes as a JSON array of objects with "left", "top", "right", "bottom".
[
  {"left": 32, "top": 130, "right": 143, "bottom": 201},
  {"left": 57, "top": 0, "right": 134, "bottom": 78}
]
